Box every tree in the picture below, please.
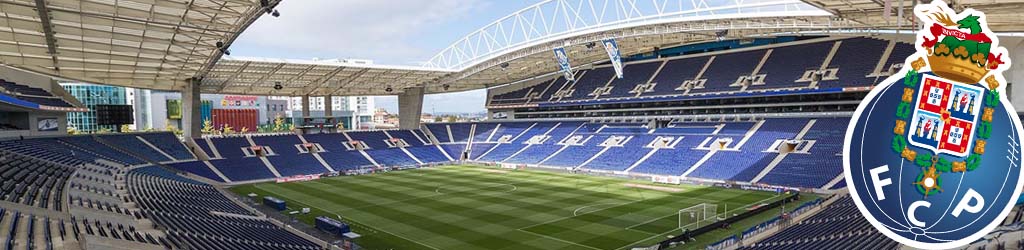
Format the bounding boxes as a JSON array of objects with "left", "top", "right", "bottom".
[
  {"left": 240, "top": 126, "right": 249, "bottom": 134},
  {"left": 166, "top": 122, "right": 182, "bottom": 136},
  {"left": 273, "top": 114, "right": 285, "bottom": 132},
  {"left": 222, "top": 124, "right": 235, "bottom": 135},
  {"left": 201, "top": 119, "right": 215, "bottom": 134},
  {"left": 336, "top": 120, "right": 345, "bottom": 131},
  {"left": 67, "top": 126, "right": 79, "bottom": 135},
  {"left": 120, "top": 124, "right": 133, "bottom": 133}
]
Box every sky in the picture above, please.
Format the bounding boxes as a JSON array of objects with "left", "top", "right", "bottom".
[{"left": 231, "top": 0, "right": 540, "bottom": 114}]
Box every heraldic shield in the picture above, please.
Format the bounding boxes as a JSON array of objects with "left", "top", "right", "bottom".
[{"left": 907, "top": 74, "right": 985, "bottom": 158}]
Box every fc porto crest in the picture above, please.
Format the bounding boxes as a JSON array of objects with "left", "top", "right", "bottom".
[{"left": 844, "top": 1, "right": 1023, "bottom": 248}]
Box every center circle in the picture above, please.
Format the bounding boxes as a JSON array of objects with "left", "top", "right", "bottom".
[{"left": 924, "top": 178, "right": 935, "bottom": 187}]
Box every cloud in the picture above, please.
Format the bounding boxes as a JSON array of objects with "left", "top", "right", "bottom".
[
  {"left": 234, "top": 0, "right": 486, "bottom": 64},
  {"left": 235, "top": 0, "right": 493, "bottom": 115},
  {"left": 375, "top": 89, "right": 486, "bottom": 114},
  {"left": 423, "top": 89, "right": 487, "bottom": 113}
]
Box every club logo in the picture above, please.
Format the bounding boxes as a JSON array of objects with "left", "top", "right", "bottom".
[{"left": 844, "top": 0, "right": 1022, "bottom": 248}]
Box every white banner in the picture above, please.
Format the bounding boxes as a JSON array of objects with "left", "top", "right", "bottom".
[
  {"left": 553, "top": 47, "right": 575, "bottom": 82},
  {"left": 602, "top": 39, "right": 624, "bottom": 79},
  {"left": 651, "top": 175, "right": 681, "bottom": 185},
  {"left": 276, "top": 174, "right": 322, "bottom": 183}
]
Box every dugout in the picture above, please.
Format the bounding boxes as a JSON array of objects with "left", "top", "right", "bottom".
[
  {"left": 263, "top": 196, "right": 286, "bottom": 211},
  {"left": 315, "top": 216, "right": 351, "bottom": 237}
]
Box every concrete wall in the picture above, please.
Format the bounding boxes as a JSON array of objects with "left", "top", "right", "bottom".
[
  {"left": 0, "top": 110, "right": 67, "bottom": 138},
  {"left": 398, "top": 87, "right": 424, "bottom": 130}
]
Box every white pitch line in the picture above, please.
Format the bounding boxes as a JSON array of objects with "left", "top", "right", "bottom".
[
  {"left": 518, "top": 189, "right": 734, "bottom": 231},
  {"left": 616, "top": 194, "right": 791, "bottom": 250},
  {"left": 572, "top": 202, "right": 632, "bottom": 216},
  {"left": 622, "top": 195, "right": 769, "bottom": 231},
  {"left": 516, "top": 229, "right": 603, "bottom": 250},
  {"left": 517, "top": 198, "right": 644, "bottom": 231},
  {"left": 614, "top": 229, "right": 679, "bottom": 250},
  {"left": 435, "top": 183, "right": 518, "bottom": 194}
]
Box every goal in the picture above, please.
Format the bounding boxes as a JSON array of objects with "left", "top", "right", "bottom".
[{"left": 678, "top": 203, "right": 719, "bottom": 231}]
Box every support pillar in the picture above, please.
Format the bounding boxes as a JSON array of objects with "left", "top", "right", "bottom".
[
  {"left": 301, "top": 95, "right": 311, "bottom": 118},
  {"left": 324, "top": 95, "right": 333, "bottom": 117},
  {"left": 398, "top": 87, "right": 424, "bottom": 130},
  {"left": 182, "top": 78, "right": 202, "bottom": 138}
]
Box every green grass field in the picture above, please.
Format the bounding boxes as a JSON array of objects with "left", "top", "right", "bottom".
[{"left": 230, "top": 165, "right": 807, "bottom": 250}]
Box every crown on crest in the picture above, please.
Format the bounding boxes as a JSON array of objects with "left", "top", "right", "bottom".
[{"left": 921, "top": 9, "right": 1005, "bottom": 84}]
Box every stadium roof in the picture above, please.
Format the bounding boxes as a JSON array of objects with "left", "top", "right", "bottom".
[
  {"left": 0, "top": 0, "right": 1021, "bottom": 97},
  {"left": 205, "top": 0, "right": 853, "bottom": 96},
  {"left": 801, "top": 0, "right": 1024, "bottom": 32},
  {"left": 204, "top": 56, "right": 454, "bottom": 96},
  {"left": 0, "top": 0, "right": 276, "bottom": 90}
]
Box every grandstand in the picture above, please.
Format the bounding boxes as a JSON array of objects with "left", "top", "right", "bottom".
[{"left": 0, "top": 0, "right": 1016, "bottom": 249}]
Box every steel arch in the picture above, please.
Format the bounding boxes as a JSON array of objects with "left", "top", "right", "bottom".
[{"left": 425, "top": 0, "right": 829, "bottom": 70}]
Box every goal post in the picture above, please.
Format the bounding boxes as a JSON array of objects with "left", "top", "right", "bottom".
[{"left": 678, "top": 203, "right": 718, "bottom": 231}]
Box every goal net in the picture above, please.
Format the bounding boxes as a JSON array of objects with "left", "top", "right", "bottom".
[{"left": 678, "top": 203, "right": 719, "bottom": 231}]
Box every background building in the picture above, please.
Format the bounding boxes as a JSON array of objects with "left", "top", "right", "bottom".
[
  {"left": 61, "top": 83, "right": 132, "bottom": 132},
  {"left": 287, "top": 96, "right": 375, "bottom": 129},
  {"left": 128, "top": 92, "right": 375, "bottom": 132}
]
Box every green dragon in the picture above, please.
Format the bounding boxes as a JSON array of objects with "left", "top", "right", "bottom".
[{"left": 934, "top": 14, "right": 990, "bottom": 66}]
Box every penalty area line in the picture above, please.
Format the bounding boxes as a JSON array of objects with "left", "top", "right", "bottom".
[
  {"left": 516, "top": 229, "right": 603, "bottom": 250},
  {"left": 517, "top": 198, "right": 645, "bottom": 231},
  {"left": 617, "top": 194, "right": 791, "bottom": 250}
]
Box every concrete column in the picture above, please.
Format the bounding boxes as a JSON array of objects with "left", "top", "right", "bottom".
[
  {"left": 182, "top": 78, "right": 202, "bottom": 138},
  {"left": 324, "top": 95, "right": 333, "bottom": 117},
  {"left": 1008, "top": 39, "right": 1024, "bottom": 108},
  {"left": 301, "top": 95, "right": 311, "bottom": 117},
  {"left": 398, "top": 87, "right": 424, "bottom": 130}
]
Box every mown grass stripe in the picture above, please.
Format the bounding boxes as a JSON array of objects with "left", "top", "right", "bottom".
[{"left": 231, "top": 165, "right": 788, "bottom": 250}]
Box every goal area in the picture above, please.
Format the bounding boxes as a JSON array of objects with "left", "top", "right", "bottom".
[{"left": 678, "top": 203, "right": 719, "bottom": 231}]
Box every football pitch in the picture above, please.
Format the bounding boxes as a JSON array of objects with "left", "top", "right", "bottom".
[{"left": 230, "top": 165, "right": 802, "bottom": 250}]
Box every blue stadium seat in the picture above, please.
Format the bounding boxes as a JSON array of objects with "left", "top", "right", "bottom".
[
  {"left": 628, "top": 136, "right": 709, "bottom": 176},
  {"left": 166, "top": 161, "right": 225, "bottom": 182},
  {"left": 582, "top": 135, "right": 658, "bottom": 171},
  {"left": 604, "top": 61, "right": 662, "bottom": 98},
  {"left": 739, "top": 196, "right": 899, "bottom": 250},
  {"left": 485, "top": 37, "right": 912, "bottom": 107},
  {"left": 759, "top": 118, "right": 849, "bottom": 188},
  {"left": 252, "top": 134, "right": 328, "bottom": 176},
  {"left": 98, "top": 134, "right": 173, "bottom": 162},
  {"left": 208, "top": 158, "right": 275, "bottom": 182},
  {"left": 139, "top": 133, "right": 195, "bottom": 160},
  {"left": 128, "top": 166, "right": 321, "bottom": 250}
]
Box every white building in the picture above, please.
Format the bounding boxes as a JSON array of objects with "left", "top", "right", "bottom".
[{"left": 282, "top": 96, "right": 376, "bottom": 128}]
